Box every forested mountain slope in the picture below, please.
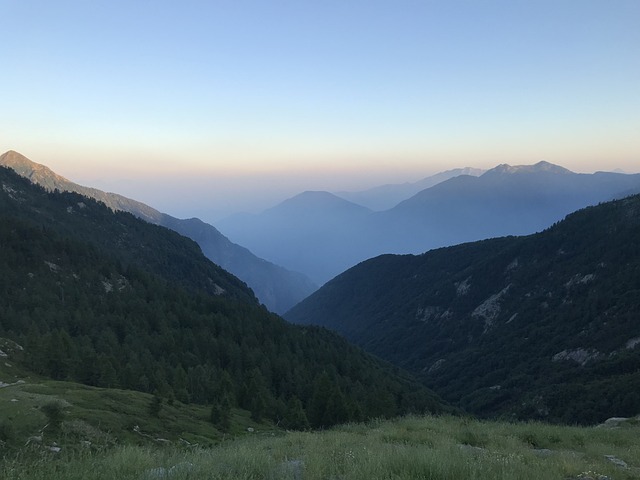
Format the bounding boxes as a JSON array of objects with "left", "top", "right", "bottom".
[
  {"left": 287, "top": 194, "right": 640, "bottom": 424},
  {"left": 0, "top": 150, "right": 316, "bottom": 313},
  {"left": 0, "top": 166, "right": 448, "bottom": 429}
]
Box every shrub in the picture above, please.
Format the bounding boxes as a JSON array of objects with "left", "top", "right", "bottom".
[{"left": 41, "top": 401, "right": 65, "bottom": 431}]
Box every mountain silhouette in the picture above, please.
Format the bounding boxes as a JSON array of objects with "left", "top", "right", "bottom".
[
  {"left": 220, "top": 161, "right": 640, "bottom": 284},
  {"left": 0, "top": 150, "right": 316, "bottom": 313}
]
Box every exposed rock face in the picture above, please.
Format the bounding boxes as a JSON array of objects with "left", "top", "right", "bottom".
[
  {"left": 565, "top": 273, "right": 596, "bottom": 288},
  {"left": 552, "top": 348, "right": 602, "bottom": 366},
  {"left": 472, "top": 285, "right": 511, "bottom": 332},
  {"left": 427, "top": 358, "right": 446, "bottom": 374},
  {"left": 455, "top": 277, "right": 471, "bottom": 296},
  {"left": 626, "top": 337, "right": 640, "bottom": 350}
]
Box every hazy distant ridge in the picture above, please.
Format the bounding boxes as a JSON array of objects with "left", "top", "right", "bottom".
[
  {"left": 335, "top": 167, "right": 485, "bottom": 210},
  {"left": 0, "top": 150, "right": 316, "bottom": 313},
  {"left": 219, "top": 161, "right": 640, "bottom": 284}
]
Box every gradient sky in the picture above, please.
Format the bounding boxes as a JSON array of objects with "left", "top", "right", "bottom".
[{"left": 1, "top": 0, "right": 639, "bottom": 221}]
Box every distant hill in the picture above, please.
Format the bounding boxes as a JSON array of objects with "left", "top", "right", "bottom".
[
  {"left": 219, "top": 161, "right": 640, "bottom": 284},
  {"left": 0, "top": 165, "right": 449, "bottom": 429},
  {"left": 217, "top": 191, "right": 374, "bottom": 284},
  {"left": 335, "top": 167, "right": 485, "bottom": 210},
  {"left": 0, "top": 150, "right": 316, "bottom": 313},
  {"left": 286, "top": 193, "right": 640, "bottom": 424}
]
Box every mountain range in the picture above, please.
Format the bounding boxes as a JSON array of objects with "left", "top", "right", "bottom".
[
  {"left": 218, "top": 161, "right": 640, "bottom": 284},
  {"left": 0, "top": 150, "right": 316, "bottom": 313},
  {"left": 286, "top": 192, "right": 640, "bottom": 424},
  {"left": 335, "top": 167, "right": 485, "bottom": 211},
  {"left": 0, "top": 164, "right": 448, "bottom": 429}
]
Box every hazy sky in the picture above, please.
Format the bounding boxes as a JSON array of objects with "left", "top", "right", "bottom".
[{"left": 1, "top": 0, "right": 639, "bottom": 221}]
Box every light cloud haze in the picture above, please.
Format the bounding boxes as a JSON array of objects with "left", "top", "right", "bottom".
[{"left": 1, "top": 0, "right": 639, "bottom": 220}]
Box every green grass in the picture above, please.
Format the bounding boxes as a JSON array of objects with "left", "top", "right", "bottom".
[
  {"left": 0, "top": 372, "right": 276, "bottom": 453},
  {"left": 2, "top": 414, "right": 638, "bottom": 480},
  {"left": 1, "top": 359, "right": 638, "bottom": 479}
]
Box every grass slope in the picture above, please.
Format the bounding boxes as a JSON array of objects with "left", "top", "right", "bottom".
[
  {"left": 2, "top": 414, "right": 638, "bottom": 479},
  {"left": 0, "top": 360, "right": 272, "bottom": 454}
]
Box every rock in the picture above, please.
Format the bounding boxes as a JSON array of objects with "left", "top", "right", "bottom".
[
  {"left": 457, "top": 444, "right": 486, "bottom": 455},
  {"left": 168, "top": 463, "right": 194, "bottom": 475},
  {"left": 142, "top": 467, "right": 167, "bottom": 479},
  {"left": 25, "top": 435, "right": 42, "bottom": 445},
  {"left": 604, "top": 455, "right": 628, "bottom": 469},
  {"left": 247, "top": 427, "right": 254, "bottom": 432},
  {"left": 48, "top": 446, "right": 61, "bottom": 453},
  {"left": 141, "top": 463, "right": 194, "bottom": 479},
  {"left": 552, "top": 348, "right": 601, "bottom": 366},
  {"left": 597, "top": 417, "right": 630, "bottom": 428},
  {"left": 533, "top": 448, "right": 554, "bottom": 457},
  {"left": 280, "top": 459, "right": 304, "bottom": 480},
  {"left": 569, "top": 475, "right": 612, "bottom": 480}
]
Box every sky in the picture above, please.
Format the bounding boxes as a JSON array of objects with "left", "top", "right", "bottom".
[{"left": 1, "top": 0, "right": 639, "bottom": 222}]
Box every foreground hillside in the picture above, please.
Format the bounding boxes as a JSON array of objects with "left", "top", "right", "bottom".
[
  {"left": 0, "top": 150, "right": 316, "bottom": 313},
  {"left": 2, "top": 414, "right": 638, "bottom": 480},
  {"left": 287, "top": 194, "right": 640, "bottom": 424},
  {"left": 0, "top": 165, "right": 447, "bottom": 431}
]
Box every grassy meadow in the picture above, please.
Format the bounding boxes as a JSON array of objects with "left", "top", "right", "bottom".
[
  {"left": 2, "top": 413, "right": 638, "bottom": 480},
  {"left": 1, "top": 355, "right": 638, "bottom": 479}
]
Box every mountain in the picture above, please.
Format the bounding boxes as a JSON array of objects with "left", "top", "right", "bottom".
[
  {"left": 335, "top": 167, "right": 485, "bottom": 210},
  {"left": 219, "top": 161, "right": 640, "bottom": 284},
  {"left": 286, "top": 193, "right": 640, "bottom": 424},
  {"left": 0, "top": 165, "right": 449, "bottom": 429},
  {"left": 217, "top": 191, "right": 374, "bottom": 284},
  {"left": 374, "top": 161, "right": 640, "bottom": 253},
  {"left": 0, "top": 150, "right": 316, "bottom": 313}
]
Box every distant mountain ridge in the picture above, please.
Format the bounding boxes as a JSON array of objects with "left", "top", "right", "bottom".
[
  {"left": 335, "top": 167, "right": 485, "bottom": 210},
  {"left": 219, "top": 160, "right": 640, "bottom": 284},
  {"left": 0, "top": 150, "right": 316, "bottom": 313},
  {"left": 286, "top": 193, "right": 640, "bottom": 424},
  {"left": 218, "top": 191, "right": 374, "bottom": 284}
]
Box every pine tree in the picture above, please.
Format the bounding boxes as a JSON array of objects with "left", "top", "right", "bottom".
[
  {"left": 211, "top": 395, "right": 232, "bottom": 433},
  {"left": 284, "top": 396, "right": 310, "bottom": 431},
  {"left": 148, "top": 394, "right": 163, "bottom": 418},
  {"left": 308, "top": 371, "right": 333, "bottom": 428}
]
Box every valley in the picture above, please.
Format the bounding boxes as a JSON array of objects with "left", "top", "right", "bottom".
[{"left": 1, "top": 156, "right": 639, "bottom": 479}]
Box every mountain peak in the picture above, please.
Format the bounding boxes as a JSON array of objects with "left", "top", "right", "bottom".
[
  {"left": 274, "top": 190, "right": 372, "bottom": 213},
  {"left": 0, "top": 150, "right": 71, "bottom": 188},
  {"left": 485, "top": 161, "right": 573, "bottom": 176}
]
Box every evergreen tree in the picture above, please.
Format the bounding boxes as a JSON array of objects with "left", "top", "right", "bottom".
[
  {"left": 211, "top": 395, "right": 231, "bottom": 433},
  {"left": 250, "top": 391, "right": 266, "bottom": 422},
  {"left": 148, "top": 394, "right": 163, "bottom": 418},
  {"left": 324, "top": 387, "right": 349, "bottom": 426},
  {"left": 308, "top": 372, "right": 333, "bottom": 428},
  {"left": 284, "top": 396, "right": 310, "bottom": 431}
]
